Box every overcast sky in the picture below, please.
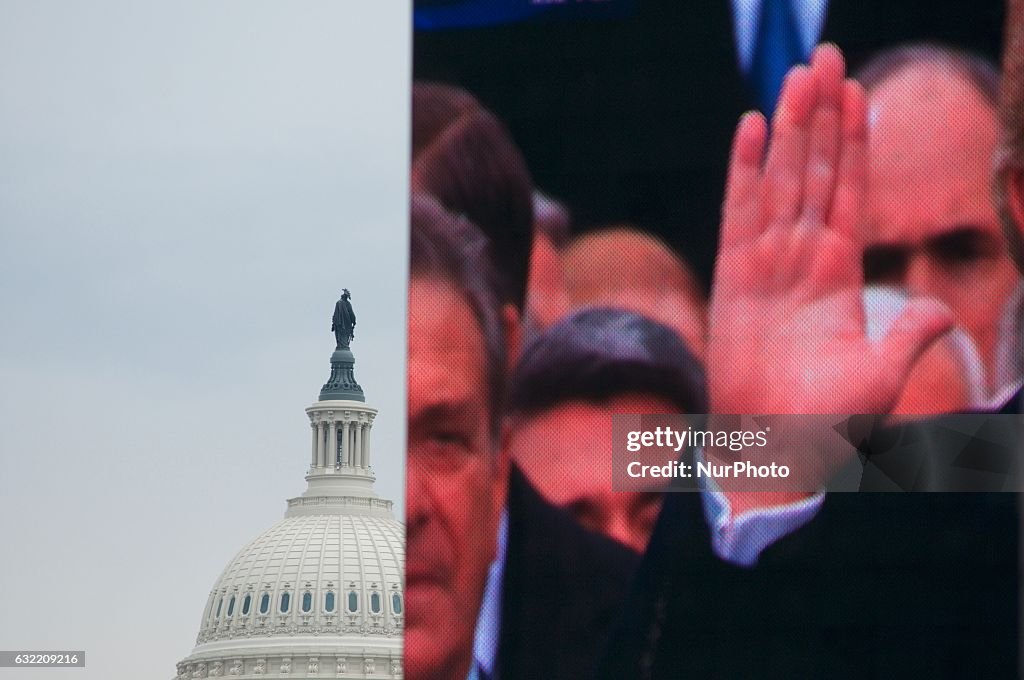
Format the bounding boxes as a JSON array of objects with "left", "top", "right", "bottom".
[{"left": 0, "top": 2, "right": 410, "bottom": 677}]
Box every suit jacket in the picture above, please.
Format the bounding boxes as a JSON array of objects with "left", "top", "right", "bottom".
[
  {"left": 497, "top": 465, "right": 640, "bottom": 680},
  {"left": 414, "top": 0, "right": 1005, "bottom": 285},
  {"left": 597, "top": 493, "right": 1019, "bottom": 679},
  {"left": 597, "top": 398, "right": 1023, "bottom": 679}
]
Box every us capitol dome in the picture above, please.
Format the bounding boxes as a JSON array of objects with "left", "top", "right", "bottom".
[{"left": 175, "top": 291, "right": 404, "bottom": 679}]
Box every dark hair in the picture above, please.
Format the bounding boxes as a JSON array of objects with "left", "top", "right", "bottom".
[
  {"left": 412, "top": 81, "right": 535, "bottom": 311},
  {"left": 854, "top": 42, "right": 1000, "bottom": 105},
  {"left": 506, "top": 307, "right": 706, "bottom": 417},
  {"left": 409, "top": 193, "right": 507, "bottom": 440}
]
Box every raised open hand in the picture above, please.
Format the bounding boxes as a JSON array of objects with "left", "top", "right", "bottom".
[{"left": 707, "top": 45, "right": 953, "bottom": 419}]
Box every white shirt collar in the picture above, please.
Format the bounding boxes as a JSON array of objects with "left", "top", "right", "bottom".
[{"left": 470, "top": 509, "right": 508, "bottom": 679}]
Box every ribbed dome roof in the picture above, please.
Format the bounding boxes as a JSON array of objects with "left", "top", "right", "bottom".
[{"left": 195, "top": 513, "right": 404, "bottom": 646}]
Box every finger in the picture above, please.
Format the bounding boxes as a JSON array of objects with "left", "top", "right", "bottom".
[
  {"left": 804, "top": 231, "right": 862, "bottom": 293},
  {"left": 875, "top": 297, "right": 954, "bottom": 403},
  {"left": 829, "top": 80, "right": 868, "bottom": 240},
  {"left": 799, "top": 45, "right": 845, "bottom": 227},
  {"left": 761, "top": 65, "right": 817, "bottom": 228},
  {"left": 721, "top": 110, "right": 768, "bottom": 248}
]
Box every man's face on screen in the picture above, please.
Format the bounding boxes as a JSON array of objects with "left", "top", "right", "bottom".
[
  {"left": 405, "top": 277, "right": 506, "bottom": 680},
  {"left": 862, "top": 65, "right": 1020, "bottom": 389},
  {"left": 508, "top": 394, "right": 676, "bottom": 553}
]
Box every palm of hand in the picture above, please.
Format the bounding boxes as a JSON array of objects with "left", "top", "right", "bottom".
[{"left": 707, "top": 46, "right": 952, "bottom": 420}]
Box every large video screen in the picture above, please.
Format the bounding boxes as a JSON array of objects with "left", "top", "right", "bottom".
[{"left": 406, "top": 0, "right": 1022, "bottom": 678}]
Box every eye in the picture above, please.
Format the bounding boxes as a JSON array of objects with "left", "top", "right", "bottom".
[
  {"left": 428, "top": 429, "right": 471, "bottom": 448},
  {"left": 863, "top": 245, "right": 908, "bottom": 284},
  {"left": 408, "top": 427, "right": 481, "bottom": 474},
  {"left": 930, "top": 229, "right": 994, "bottom": 269}
]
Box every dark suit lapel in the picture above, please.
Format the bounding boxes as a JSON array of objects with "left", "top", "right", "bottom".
[
  {"left": 594, "top": 490, "right": 726, "bottom": 680},
  {"left": 498, "top": 467, "right": 562, "bottom": 679},
  {"left": 498, "top": 465, "right": 640, "bottom": 680}
]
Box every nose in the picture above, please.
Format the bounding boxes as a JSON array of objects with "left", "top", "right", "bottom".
[
  {"left": 406, "top": 458, "right": 432, "bottom": 533},
  {"left": 905, "top": 254, "right": 950, "bottom": 301}
]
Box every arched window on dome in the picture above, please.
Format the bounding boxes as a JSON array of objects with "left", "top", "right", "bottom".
[
  {"left": 280, "top": 591, "right": 291, "bottom": 614},
  {"left": 347, "top": 590, "right": 359, "bottom": 613},
  {"left": 215, "top": 597, "right": 223, "bottom": 620},
  {"left": 226, "top": 595, "right": 236, "bottom": 617},
  {"left": 242, "top": 594, "right": 252, "bottom": 616},
  {"left": 259, "top": 593, "right": 270, "bottom": 615},
  {"left": 370, "top": 592, "right": 382, "bottom": 614},
  {"left": 302, "top": 591, "right": 313, "bottom": 614},
  {"left": 325, "top": 591, "right": 336, "bottom": 613},
  {"left": 392, "top": 592, "right": 403, "bottom": 615}
]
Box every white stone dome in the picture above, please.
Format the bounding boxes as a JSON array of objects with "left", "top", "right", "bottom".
[
  {"left": 175, "top": 328, "right": 405, "bottom": 680},
  {"left": 197, "top": 513, "right": 404, "bottom": 645},
  {"left": 177, "top": 512, "right": 404, "bottom": 679}
]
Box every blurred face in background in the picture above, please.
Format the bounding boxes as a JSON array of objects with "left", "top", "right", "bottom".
[
  {"left": 406, "top": 277, "right": 507, "bottom": 680},
  {"left": 507, "top": 393, "right": 678, "bottom": 553},
  {"left": 560, "top": 228, "right": 707, "bottom": 360},
  {"left": 862, "top": 64, "right": 1020, "bottom": 392}
]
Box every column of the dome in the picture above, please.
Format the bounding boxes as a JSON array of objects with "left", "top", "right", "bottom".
[
  {"left": 316, "top": 421, "right": 325, "bottom": 469},
  {"left": 330, "top": 419, "right": 339, "bottom": 470},
  {"left": 341, "top": 420, "right": 350, "bottom": 468},
  {"left": 356, "top": 422, "right": 364, "bottom": 468},
  {"left": 310, "top": 421, "right": 317, "bottom": 470},
  {"left": 363, "top": 423, "right": 371, "bottom": 468},
  {"left": 354, "top": 422, "right": 363, "bottom": 470},
  {"left": 344, "top": 421, "right": 351, "bottom": 468}
]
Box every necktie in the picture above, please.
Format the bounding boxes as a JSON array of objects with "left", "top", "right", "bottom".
[
  {"left": 467, "top": 663, "right": 492, "bottom": 680},
  {"left": 749, "top": 0, "right": 806, "bottom": 116}
]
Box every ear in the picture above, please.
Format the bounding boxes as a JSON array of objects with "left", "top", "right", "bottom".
[{"left": 524, "top": 234, "right": 569, "bottom": 331}]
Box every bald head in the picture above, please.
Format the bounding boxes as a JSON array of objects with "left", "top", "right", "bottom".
[
  {"left": 858, "top": 46, "right": 1020, "bottom": 393},
  {"left": 561, "top": 227, "right": 706, "bottom": 358},
  {"left": 861, "top": 48, "right": 998, "bottom": 222}
]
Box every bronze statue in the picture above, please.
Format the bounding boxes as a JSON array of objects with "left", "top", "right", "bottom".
[{"left": 332, "top": 289, "right": 356, "bottom": 349}]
